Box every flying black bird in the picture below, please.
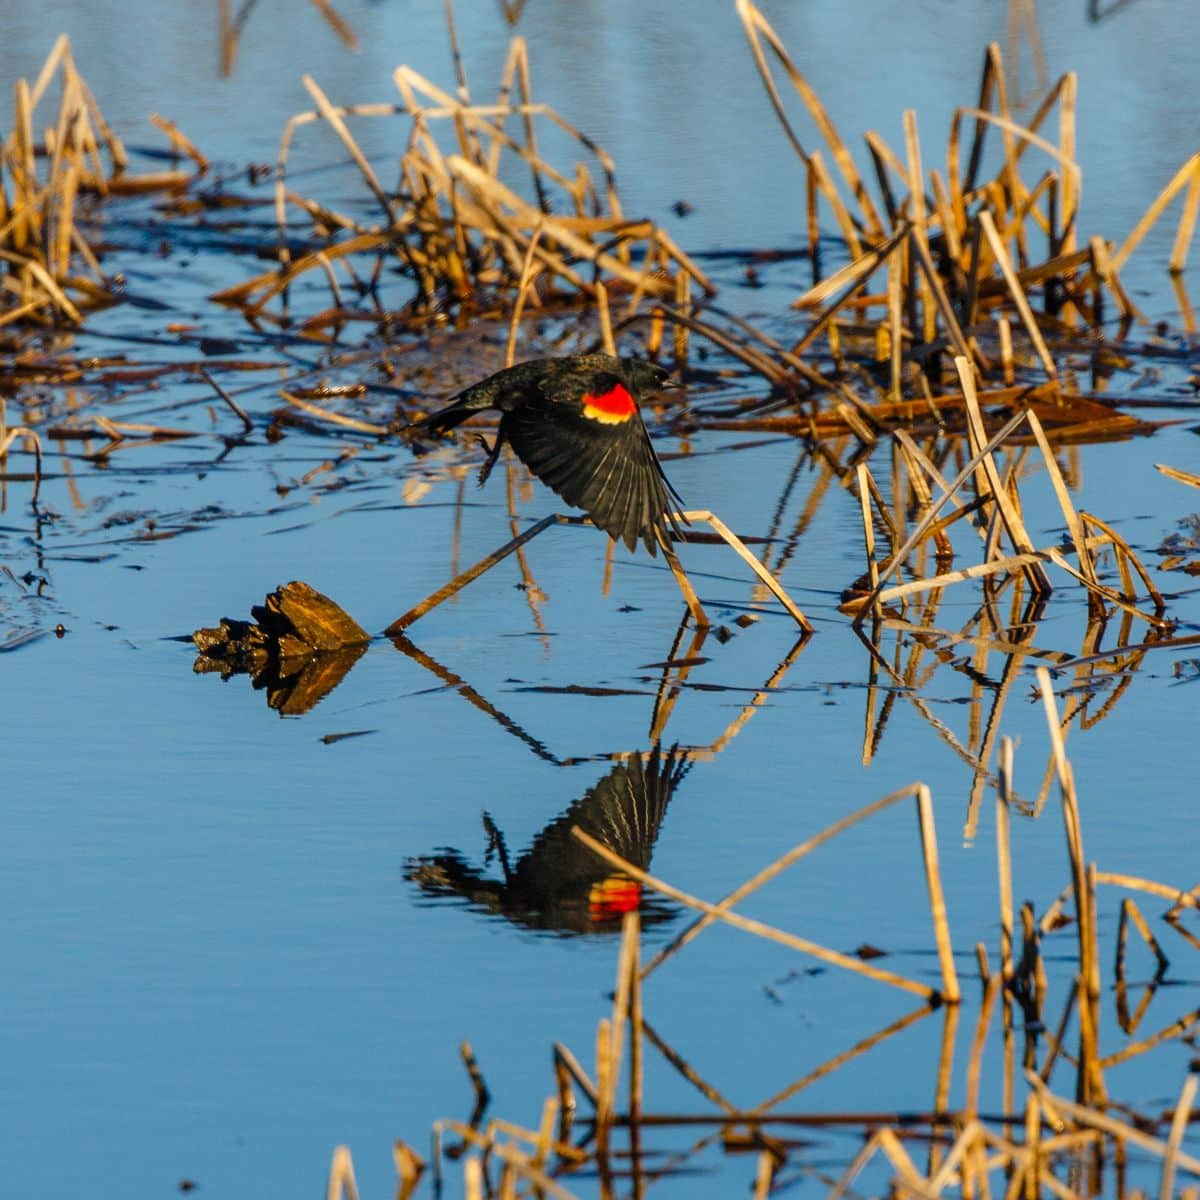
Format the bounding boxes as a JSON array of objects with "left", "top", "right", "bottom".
[
  {"left": 406, "top": 746, "right": 690, "bottom": 934},
  {"left": 411, "top": 354, "right": 685, "bottom": 555}
]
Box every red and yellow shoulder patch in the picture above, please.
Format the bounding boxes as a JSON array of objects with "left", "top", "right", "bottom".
[
  {"left": 588, "top": 874, "right": 642, "bottom": 919},
  {"left": 581, "top": 382, "right": 636, "bottom": 425}
]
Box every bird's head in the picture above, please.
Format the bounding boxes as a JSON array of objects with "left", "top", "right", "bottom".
[{"left": 621, "top": 357, "right": 676, "bottom": 396}]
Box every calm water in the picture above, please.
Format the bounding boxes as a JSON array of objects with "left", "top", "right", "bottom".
[{"left": 3, "top": 2, "right": 1200, "bottom": 1196}]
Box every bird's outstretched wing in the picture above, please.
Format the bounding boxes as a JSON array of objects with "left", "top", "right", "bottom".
[
  {"left": 504, "top": 371, "right": 684, "bottom": 554},
  {"left": 513, "top": 746, "right": 691, "bottom": 890}
]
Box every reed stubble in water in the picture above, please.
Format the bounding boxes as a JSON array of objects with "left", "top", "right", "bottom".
[{"left": 323, "top": 687, "right": 1200, "bottom": 1200}]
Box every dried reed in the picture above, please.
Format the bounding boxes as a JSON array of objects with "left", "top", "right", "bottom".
[
  {"left": 365, "top": 677, "right": 1200, "bottom": 1200},
  {"left": 215, "top": 17, "right": 710, "bottom": 323},
  {"left": 1, "top": 37, "right": 205, "bottom": 328}
]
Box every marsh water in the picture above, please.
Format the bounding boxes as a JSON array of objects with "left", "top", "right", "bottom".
[{"left": 4, "top": 2, "right": 1200, "bottom": 1196}]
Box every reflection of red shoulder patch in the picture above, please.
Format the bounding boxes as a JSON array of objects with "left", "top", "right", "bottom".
[
  {"left": 582, "top": 382, "right": 636, "bottom": 425},
  {"left": 588, "top": 875, "right": 642, "bottom": 918}
]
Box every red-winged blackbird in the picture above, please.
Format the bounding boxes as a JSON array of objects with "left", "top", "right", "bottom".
[
  {"left": 413, "top": 354, "right": 685, "bottom": 555},
  {"left": 406, "top": 746, "right": 689, "bottom": 934}
]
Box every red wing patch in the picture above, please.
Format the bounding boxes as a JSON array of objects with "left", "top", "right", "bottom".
[
  {"left": 588, "top": 875, "right": 642, "bottom": 918},
  {"left": 581, "top": 382, "right": 637, "bottom": 425}
]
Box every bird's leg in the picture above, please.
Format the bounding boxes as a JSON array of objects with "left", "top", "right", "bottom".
[
  {"left": 475, "top": 432, "right": 504, "bottom": 487},
  {"left": 482, "top": 811, "right": 514, "bottom": 885}
]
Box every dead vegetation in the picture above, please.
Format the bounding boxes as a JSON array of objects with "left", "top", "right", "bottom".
[
  {"left": 211, "top": 0, "right": 1200, "bottom": 418},
  {"left": 256, "top": 14, "right": 1200, "bottom": 1194},
  {"left": 2, "top": 6, "right": 1195, "bottom": 631},
  {"left": 197, "top": 2, "right": 1200, "bottom": 636},
  {"left": 837, "top": 354, "right": 1169, "bottom": 630},
  {"left": 323, "top": 672, "right": 1200, "bottom": 1199},
  {"left": 212, "top": 8, "right": 711, "bottom": 332},
  {"left": 0, "top": 36, "right": 206, "bottom": 331},
  {"left": 0, "top": 8, "right": 1198, "bottom": 1195},
  {"left": 734, "top": 0, "right": 1200, "bottom": 394}
]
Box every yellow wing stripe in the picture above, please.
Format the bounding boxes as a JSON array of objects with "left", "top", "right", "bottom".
[{"left": 581, "top": 382, "right": 636, "bottom": 424}]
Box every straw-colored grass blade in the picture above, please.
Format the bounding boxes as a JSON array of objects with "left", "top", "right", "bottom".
[
  {"left": 1025, "top": 409, "right": 1098, "bottom": 592},
  {"left": 1057, "top": 72, "right": 1078, "bottom": 254},
  {"left": 851, "top": 408, "right": 1030, "bottom": 617},
  {"left": 996, "top": 742, "right": 1015, "bottom": 982},
  {"left": 571, "top": 825, "right": 937, "bottom": 1000},
  {"left": 642, "top": 786, "right": 918, "bottom": 980},
  {"left": 1027, "top": 1072, "right": 1200, "bottom": 1177},
  {"left": 917, "top": 785, "right": 960, "bottom": 1004},
  {"left": 678, "top": 510, "right": 811, "bottom": 631},
  {"left": 1161, "top": 1070, "right": 1200, "bottom": 1200},
  {"left": 736, "top": 0, "right": 884, "bottom": 238},
  {"left": 955, "top": 355, "right": 1052, "bottom": 594},
  {"left": 978, "top": 212, "right": 1057, "bottom": 378},
  {"left": 504, "top": 219, "right": 544, "bottom": 368},
  {"left": 148, "top": 113, "right": 210, "bottom": 174},
  {"left": 309, "top": 0, "right": 359, "bottom": 50},
  {"left": 392, "top": 1140, "right": 425, "bottom": 1200},
  {"left": 856, "top": 463, "right": 880, "bottom": 605},
  {"left": 326, "top": 1145, "right": 360, "bottom": 1200},
  {"left": 1113, "top": 152, "right": 1200, "bottom": 272},
  {"left": 1156, "top": 463, "right": 1200, "bottom": 490},
  {"left": 301, "top": 75, "right": 394, "bottom": 219}
]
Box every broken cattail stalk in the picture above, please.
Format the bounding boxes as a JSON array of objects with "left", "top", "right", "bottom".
[
  {"left": 1113, "top": 152, "right": 1200, "bottom": 273},
  {"left": 1025, "top": 408, "right": 1098, "bottom": 594},
  {"left": 856, "top": 463, "right": 881, "bottom": 610},
  {"left": 504, "top": 220, "right": 545, "bottom": 367},
  {"left": 642, "top": 785, "right": 919, "bottom": 980},
  {"left": 956, "top": 355, "right": 1052, "bottom": 596},
  {"left": 978, "top": 211, "right": 1058, "bottom": 378},
  {"left": 326, "top": 1145, "right": 361, "bottom": 1200},
  {"left": 917, "top": 785, "right": 961, "bottom": 1004},
  {"left": 572, "top": 825, "right": 937, "bottom": 1000}
]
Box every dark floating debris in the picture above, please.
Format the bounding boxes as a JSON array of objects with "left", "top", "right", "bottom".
[{"left": 192, "top": 580, "right": 368, "bottom": 715}]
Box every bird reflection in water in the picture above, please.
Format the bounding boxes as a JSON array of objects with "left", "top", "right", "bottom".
[{"left": 406, "top": 746, "right": 690, "bottom": 934}]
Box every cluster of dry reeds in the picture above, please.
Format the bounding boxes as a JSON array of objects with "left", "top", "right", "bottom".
[
  {"left": 324, "top": 669, "right": 1200, "bottom": 1200},
  {"left": 838, "top": 354, "right": 1168, "bottom": 629},
  {"left": 206, "top": 2, "right": 1198, "bottom": 643},
  {"left": 7, "top": 6, "right": 1194, "bottom": 652},
  {"left": 212, "top": 5, "right": 711, "bottom": 331},
  {"left": 0, "top": 38, "right": 200, "bottom": 493},
  {"left": 730, "top": 0, "right": 1200, "bottom": 395},
  {"left": 664, "top": 4, "right": 1200, "bottom": 642},
  {"left": 221, "top": 0, "right": 1200, "bottom": 412},
  {"left": 662, "top": 347, "right": 1179, "bottom": 650},
  {"left": 0, "top": 37, "right": 207, "bottom": 331}
]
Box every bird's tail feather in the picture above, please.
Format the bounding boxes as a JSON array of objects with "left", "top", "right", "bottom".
[
  {"left": 418, "top": 399, "right": 479, "bottom": 436},
  {"left": 412, "top": 382, "right": 498, "bottom": 437}
]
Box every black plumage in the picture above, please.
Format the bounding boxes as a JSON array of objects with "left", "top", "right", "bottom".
[
  {"left": 406, "top": 746, "right": 690, "bottom": 934},
  {"left": 412, "top": 354, "right": 685, "bottom": 554}
]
